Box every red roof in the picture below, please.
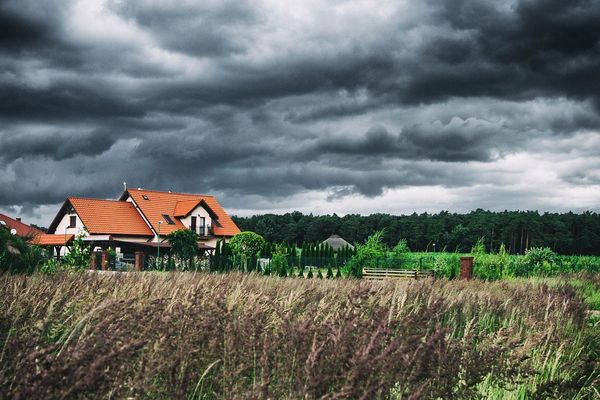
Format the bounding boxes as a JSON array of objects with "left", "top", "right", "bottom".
[
  {"left": 32, "top": 234, "right": 74, "bottom": 246},
  {"left": 0, "top": 213, "right": 44, "bottom": 238},
  {"left": 173, "top": 199, "right": 201, "bottom": 217},
  {"left": 68, "top": 197, "right": 154, "bottom": 236},
  {"left": 124, "top": 189, "right": 240, "bottom": 237}
]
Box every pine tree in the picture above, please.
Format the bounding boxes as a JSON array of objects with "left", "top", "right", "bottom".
[
  {"left": 327, "top": 244, "right": 334, "bottom": 266},
  {"left": 317, "top": 270, "right": 324, "bottom": 279},
  {"left": 307, "top": 267, "right": 313, "bottom": 278},
  {"left": 301, "top": 242, "right": 307, "bottom": 268},
  {"left": 335, "top": 266, "right": 342, "bottom": 278},
  {"left": 326, "top": 265, "right": 334, "bottom": 279}
]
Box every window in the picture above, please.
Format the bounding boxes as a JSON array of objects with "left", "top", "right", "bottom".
[
  {"left": 198, "top": 217, "right": 206, "bottom": 235},
  {"left": 69, "top": 215, "right": 76, "bottom": 228},
  {"left": 162, "top": 214, "right": 175, "bottom": 225},
  {"left": 142, "top": 195, "right": 149, "bottom": 200},
  {"left": 190, "top": 216, "right": 197, "bottom": 232}
]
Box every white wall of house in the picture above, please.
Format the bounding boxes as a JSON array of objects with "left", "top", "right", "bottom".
[
  {"left": 54, "top": 212, "right": 87, "bottom": 237},
  {"left": 179, "top": 205, "right": 212, "bottom": 236}
]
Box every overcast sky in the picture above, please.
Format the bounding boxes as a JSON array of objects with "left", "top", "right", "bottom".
[{"left": 1, "top": 0, "right": 600, "bottom": 226}]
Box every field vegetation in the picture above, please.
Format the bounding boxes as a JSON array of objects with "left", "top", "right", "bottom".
[{"left": 0, "top": 272, "right": 598, "bottom": 399}]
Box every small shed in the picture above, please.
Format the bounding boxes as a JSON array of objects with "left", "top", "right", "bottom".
[{"left": 322, "top": 235, "right": 354, "bottom": 252}]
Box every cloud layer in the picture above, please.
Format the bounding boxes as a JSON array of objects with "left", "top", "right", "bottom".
[{"left": 1, "top": 0, "right": 599, "bottom": 225}]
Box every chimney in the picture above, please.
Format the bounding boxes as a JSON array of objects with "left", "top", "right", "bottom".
[{"left": 16, "top": 217, "right": 21, "bottom": 222}]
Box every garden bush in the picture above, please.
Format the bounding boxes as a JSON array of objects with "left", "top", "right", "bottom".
[{"left": 0, "top": 226, "right": 43, "bottom": 274}]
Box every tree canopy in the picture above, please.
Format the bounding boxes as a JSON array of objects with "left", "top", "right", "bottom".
[
  {"left": 168, "top": 229, "right": 198, "bottom": 270},
  {"left": 229, "top": 231, "right": 266, "bottom": 270},
  {"left": 233, "top": 210, "right": 600, "bottom": 255}
]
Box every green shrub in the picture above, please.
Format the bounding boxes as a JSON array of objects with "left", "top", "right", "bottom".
[
  {"left": 0, "top": 226, "right": 43, "bottom": 274},
  {"left": 433, "top": 253, "right": 461, "bottom": 279},
  {"left": 346, "top": 230, "right": 387, "bottom": 277},
  {"left": 391, "top": 239, "right": 410, "bottom": 266},
  {"left": 60, "top": 235, "right": 92, "bottom": 271},
  {"left": 474, "top": 245, "right": 509, "bottom": 280},
  {"left": 271, "top": 245, "right": 289, "bottom": 277},
  {"left": 524, "top": 247, "right": 558, "bottom": 276},
  {"left": 39, "top": 258, "right": 61, "bottom": 275},
  {"left": 471, "top": 237, "right": 486, "bottom": 255}
]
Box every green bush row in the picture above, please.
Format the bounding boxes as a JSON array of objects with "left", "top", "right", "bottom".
[{"left": 429, "top": 246, "right": 600, "bottom": 280}]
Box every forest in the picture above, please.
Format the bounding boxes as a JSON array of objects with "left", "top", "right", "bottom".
[{"left": 233, "top": 209, "right": 600, "bottom": 255}]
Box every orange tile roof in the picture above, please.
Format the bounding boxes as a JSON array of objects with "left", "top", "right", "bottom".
[
  {"left": 0, "top": 213, "right": 44, "bottom": 238},
  {"left": 125, "top": 189, "right": 240, "bottom": 237},
  {"left": 173, "top": 200, "right": 201, "bottom": 217},
  {"left": 32, "top": 234, "right": 75, "bottom": 246},
  {"left": 69, "top": 197, "right": 154, "bottom": 236}
]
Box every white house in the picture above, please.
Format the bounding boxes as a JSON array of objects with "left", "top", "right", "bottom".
[{"left": 37, "top": 188, "right": 240, "bottom": 262}]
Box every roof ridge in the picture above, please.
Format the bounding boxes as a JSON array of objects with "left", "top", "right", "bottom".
[
  {"left": 132, "top": 189, "right": 215, "bottom": 197},
  {"left": 68, "top": 196, "right": 127, "bottom": 203}
]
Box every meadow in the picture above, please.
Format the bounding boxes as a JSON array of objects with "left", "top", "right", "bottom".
[{"left": 1, "top": 272, "right": 598, "bottom": 399}]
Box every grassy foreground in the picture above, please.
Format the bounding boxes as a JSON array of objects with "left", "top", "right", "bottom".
[{"left": 0, "top": 273, "right": 598, "bottom": 399}]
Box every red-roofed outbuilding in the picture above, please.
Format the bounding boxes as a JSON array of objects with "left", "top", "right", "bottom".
[{"left": 0, "top": 213, "right": 44, "bottom": 239}]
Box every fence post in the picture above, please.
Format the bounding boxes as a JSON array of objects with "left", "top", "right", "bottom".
[
  {"left": 101, "top": 250, "right": 109, "bottom": 271},
  {"left": 90, "top": 251, "right": 97, "bottom": 270},
  {"left": 135, "top": 251, "right": 144, "bottom": 272},
  {"left": 460, "top": 256, "right": 474, "bottom": 279}
]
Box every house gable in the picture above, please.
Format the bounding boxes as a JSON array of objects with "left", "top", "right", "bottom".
[
  {"left": 178, "top": 202, "right": 214, "bottom": 236},
  {"left": 48, "top": 199, "right": 87, "bottom": 236},
  {"left": 120, "top": 189, "right": 240, "bottom": 237},
  {"left": 48, "top": 198, "right": 153, "bottom": 237}
]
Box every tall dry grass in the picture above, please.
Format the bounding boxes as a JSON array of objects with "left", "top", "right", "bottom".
[{"left": 0, "top": 272, "right": 597, "bottom": 399}]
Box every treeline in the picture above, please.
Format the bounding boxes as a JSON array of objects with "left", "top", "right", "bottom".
[{"left": 232, "top": 210, "right": 600, "bottom": 255}]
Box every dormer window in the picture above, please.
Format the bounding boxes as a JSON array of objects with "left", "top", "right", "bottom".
[{"left": 69, "top": 216, "right": 76, "bottom": 228}]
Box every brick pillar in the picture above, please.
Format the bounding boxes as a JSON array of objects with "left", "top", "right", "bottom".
[
  {"left": 135, "top": 251, "right": 144, "bottom": 272},
  {"left": 90, "top": 251, "right": 98, "bottom": 270},
  {"left": 101, "top": 250, "right": 109, "bottom": 271},
  {"left": 460, "top": 256, "right": 474, "bottom": 280}
]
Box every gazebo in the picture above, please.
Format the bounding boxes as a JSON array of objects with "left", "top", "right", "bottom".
[{"left": 322, "top": 234, "right": 354, "bottom": 252}]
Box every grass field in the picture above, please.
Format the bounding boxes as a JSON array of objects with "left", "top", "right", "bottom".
[{"left": 0, "top": 272, "right": 598, "bottom": 399}]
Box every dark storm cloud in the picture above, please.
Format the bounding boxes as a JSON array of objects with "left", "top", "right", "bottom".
[
  {"left": 308, "top": 118, "right": 516, "bottom": 162},
  {"left": 398, "top": 0, "right": 600, "bottom": 104},
  {"left": 0, "top": 83, "right": 145, "bottom": 120},
  {"left": 0, "top": 3, "right": 49, "bottom": 51},
  {"left": 0, "top": 0, "right": 599, "bottom": 217},
  {"left": 112, "top": 0, "right": 259, "bottom": 57},
  {"left": 0, "top": 128, "right": 119, "bottom": 161}
]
